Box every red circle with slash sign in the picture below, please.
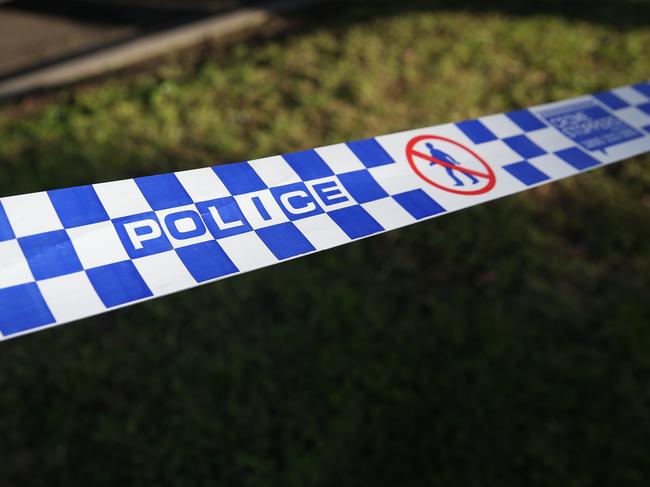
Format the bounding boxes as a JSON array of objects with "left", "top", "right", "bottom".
[{"left": 405, "top": 134, "right": 496, "bottom": 195}]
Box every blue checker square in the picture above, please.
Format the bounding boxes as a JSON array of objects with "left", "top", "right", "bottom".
[
  {"left": 19, "top": 230, "right": 83, "bottom": 281},
  {"left": 503, "top": 161, "right": 550, "bottom": 186},
  {"left": 337, "top": 170, "right": 388, "bottom": 204},
  {"left": 506, "top": 109, "right": 546, "bottom": 132},
  {"left": 256, "top": 222, "right": 315, "bottom": 260},
  {"left": 633, "top": 82, "right": 650, "bottom": 99},
  {"left": 176, "top": 240, "right": 239, "bottom": 283},
  {"left": 212, "top": 161, "right": 267, "bottom": 195},
  {"left": 638, "top": 102, "right": 650, "bottom": 116},
  {"left": 593, "top": 91, "right": 629, "bottom": 110},
  {"left": 113, "top": 212, "right": 172, "bottom": 259},
  {"left": 346, "top": 138, "right": 394, "bottom": 168},
  {"left": 282, "top": 149, "right": 334, "bottom": 181},
  {"left": 270, "top": 182, "right": 323, "bottom": 221},
  {"left": 456, "top": 119, "right": 497, "bottom": 144},
  {"left": 329, "top": 205, "right": 384, "bottom": 240},
  {"left": 0, "top": 283, "right": 55, "bottom": 336},
  {"left": 48, "top": 185, "right": 109, "bottom": 228},
  {"left": 555, "top": 147, "right": 600, "bottom": 171},
  {"left": 87, "top": 260, "right": 152, "bottom": 308},
  {"left": 503, "top": 134, "right": 546, "bottom": 159},
  {"left": 135, "top": 173, "right": 193, "bottom": 210},
  {"left": 196, "top": 196, "right": 252, "bottom": 239},
  {"left": 0, "top": 202, "right": 15, "bottom": 242},
  {"left": 393, "top": 189, "right": 446, "bottom": 220},
  {"left": 643, "top": 124, "right": 650, "bottom": 135}
]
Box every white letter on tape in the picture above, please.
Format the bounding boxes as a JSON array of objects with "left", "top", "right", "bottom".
[{"left": 124, "top": 219, "right": 162, "bottom": 250}]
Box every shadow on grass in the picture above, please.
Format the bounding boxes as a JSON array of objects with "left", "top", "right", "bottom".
[
  {"left": 317, "top": 0, "right": 650, "bottom": 29},
  {"left": 1, "top": 164, "right": 649, "bottom": 486}
]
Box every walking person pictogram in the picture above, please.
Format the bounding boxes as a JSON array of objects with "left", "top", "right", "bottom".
[
  {"left": 405, "top": 134, "right": 496, "bottom": 195},
  {"left": 425, "top": 142, "right": 479, "bottom": 187}
]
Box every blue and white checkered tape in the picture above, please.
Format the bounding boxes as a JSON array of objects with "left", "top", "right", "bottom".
[{"left": 1, "top": 82, "right": 650, "bottom": 340}]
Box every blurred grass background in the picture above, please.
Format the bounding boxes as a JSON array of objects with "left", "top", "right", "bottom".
[{"left": 1, "top": 0, "right": 649, "bottom": 485}]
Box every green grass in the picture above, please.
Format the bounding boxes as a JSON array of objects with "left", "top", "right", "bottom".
[{"left": 1, "top": 1, "right": 650, "bottom": 485}]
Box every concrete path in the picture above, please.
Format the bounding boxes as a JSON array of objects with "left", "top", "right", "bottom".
[{"left": 0, "top": 0, "right": 318, "bottom": 99}]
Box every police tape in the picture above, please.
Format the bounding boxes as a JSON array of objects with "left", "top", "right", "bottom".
[{"left": 1, "top": 82, "right": 650, "bottom": 340}]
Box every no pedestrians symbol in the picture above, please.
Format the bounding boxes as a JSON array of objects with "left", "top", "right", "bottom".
[{"left": 405, "top": 134, "right": 496, "bottom": 195}]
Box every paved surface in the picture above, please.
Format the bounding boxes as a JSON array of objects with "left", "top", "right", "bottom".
[
  {"left": 0, "top": 0, "right": 235, "bottom": 80},
  {"left": 0, "top": 0, "right": 315, "bottom": 98},
  {"left": 76, "top": 0, "right": 236, "bottom": 8}
]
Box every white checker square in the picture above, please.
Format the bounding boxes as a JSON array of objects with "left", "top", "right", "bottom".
[
  {"left": 293, "top": 213, "right": 350, "bottom": 251},
  {"left": 1, "top": 192, "right": 62, "bottom": 237},
  {"left": 156, "top": 204, "right": 213, "bottom": 249},
  {"left": 527, "top": 154, "right": 576, "bottom": 180},
  {"left": 612, "top": 86, "right": 648, "bottom": 106},
  {"left": 0, "top": 239, "right": 34, "bottom": 287},
  {"left": 38, "top": 271, "right": 105, "bottom": 323},
  {"left": 367, "top": 163, "right": 422, "bottom": 196},
  {"left": 132, "top": 250, "right": 196, "bottom": 295},
  {"left": 471, "top": 139, "right": 522, "bottom": 167},
  {"left": 375, "top": 123, "right": 465, "bottom": 165},
  {"left": 234, "top": 190, "right": 289, "bottom": 229},
  {"left": 315, "top": 143, "right": 366, "bottom": 174},
  {"left": 175, "top": 167, "right": 230, "bottom": 202},
  {"left": 218, "top": 231, "right": 278, "bottom": 272},
  {"left": 67, "top": 221, "right": 129, "bottom": 269},
  {"left": 248, "top": 155, "right": 301, "bottom": 187},
  {"left": 362, "top": 197, "right": 416, "bottom": 231},
  {"left": 526, "top": 127, "right": 574, "bottom": 153},
  {"left": 93, "top": 179, "right": 151, "bottom": 219},
  {"left": 615, "top": 107, "right": 650, "bottom": 129},
  {"left": 479, "top": 113, "right": 523, "bottom": 138},
  {"left": 431, "top": 123, "right": 471, "bottom": 145}
]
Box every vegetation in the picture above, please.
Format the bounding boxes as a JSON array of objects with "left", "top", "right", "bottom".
[{"left": 0, "top": 1, "right": 649, "bottom": 485}]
